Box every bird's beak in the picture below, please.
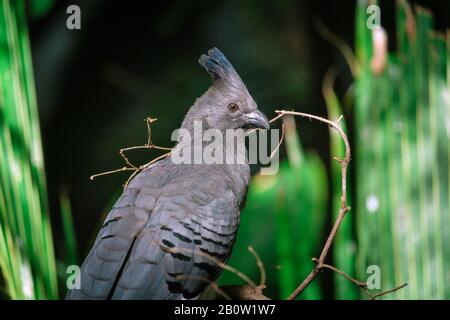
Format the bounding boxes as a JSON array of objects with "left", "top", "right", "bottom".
[{"left": 244, "top": 110, "right": 270, "bottom": 130}]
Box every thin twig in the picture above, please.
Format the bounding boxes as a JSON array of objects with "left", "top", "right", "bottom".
[
  {"left": 90, "top": 167, "right": 134, "bottom": 180},
  {"left": 90, "top": 117, "right": 173, "bottom": 189},
  {"left": 316, "top": 260, "right": 367, "bottom": 288},
  {"left": 263, "top": 110, "right": 350, "bottom": 300},
  {"left": 248, "top": 246, "right": 266, "bottom": 287},
  {"left": 269, "top": 122, "right": 285, "bottom": 160},
  {"left": 269, "top": 112, "right": 285, "bottom": 124},
  {"left": 119, "top": 148, "right": 139, "bottom": 169},
  {"left": 123, "top": 151, "right": 172, "bottom": 189},
  {"left": 268, "top": 110, "right": 406, "bottom": 301},
  {"left": 140, "top": 152, "right": 172, "bottom": 170},
  {"left": 314, "top": 258, "right": 407, "bottom": 300},
  {"left": 368, "top": 283, "right": 408, "bottom": 300}
]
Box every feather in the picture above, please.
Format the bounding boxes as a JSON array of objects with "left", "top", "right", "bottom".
[{"left": 198, "top": 47, "right": 243, "bottom": 86}]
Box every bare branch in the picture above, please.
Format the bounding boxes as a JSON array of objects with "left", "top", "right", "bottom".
[
  {"left": 317, "top": 260, "right": 367, "bottom": 288},
  {"left": 248, "top": 246, "right": 266, "bottom": 287},
  {"left": 269, "top": 122, "right": 285, "bottom": 160},
  {"left": 268, "top": 110, "right": 350, "bottom": 300},
  {"left": 268, "top": 110, "right": 406, "bottom": 301},
  {"left": 123, "top": 151, "right": 172, "bottom": 189},
  {"left": 90, "top": 167, "right": 134, "bottom": 180},
  {"left": 314, "top": 258, "right": 407, "bottom": 300},
  {"left": 90, "top": 117, "right": 173, "bottom": 188},
  {"left": 368, "top": 283, "right": 408, "bottom": 300}
]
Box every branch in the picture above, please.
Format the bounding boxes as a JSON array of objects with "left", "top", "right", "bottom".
[
  {"left": 318, "top": 260, "right": 367, "bottom": 288},
  {"left": 269, "top": 110, "right": 350, "bottom": 300},
  {"left": 269, "top": 110, "right": 406, "bottom": 301},
  {"left": 368, "top": 283, "right": 408, "bottom": 300},
  {"left": 248, "top": 246, "right": 266, "bottom": 287},
  {"left": 316, "top": 259, "right": 407, "bottom": 300},
  {"left": 90, "top": 117, "right": 173, "bottom": 188}
]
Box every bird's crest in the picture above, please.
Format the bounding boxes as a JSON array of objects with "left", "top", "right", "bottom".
[{"left": 199, "top": 48, "right": 245, "bottom": 87}]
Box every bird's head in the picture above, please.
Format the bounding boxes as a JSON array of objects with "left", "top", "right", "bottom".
[{"left": 182, "top": 48, "right": 269, "bottom": 132}]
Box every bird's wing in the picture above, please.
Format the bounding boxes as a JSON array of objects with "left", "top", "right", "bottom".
[
  {"left": 65, "top": 185, "right": 154, "bottom": 299},
  {"left": 67, "top": 162, "right": 241, "bottom": 300},
  {"left": 110, "top": 176, "right": 240, "bottom": 300}
]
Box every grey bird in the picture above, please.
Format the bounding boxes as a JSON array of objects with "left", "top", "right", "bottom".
[{"left": 66, "top": 48, "right": 270, "bottom": 300}]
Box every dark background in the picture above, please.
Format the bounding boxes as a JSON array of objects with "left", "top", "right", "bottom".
[{"left": 27, "top": 0, "right": 450, "bottom": 277}]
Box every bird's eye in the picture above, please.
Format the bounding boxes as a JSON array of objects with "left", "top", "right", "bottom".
[{"left": 227, "top": 103, "right": 239, "bottom": 112}]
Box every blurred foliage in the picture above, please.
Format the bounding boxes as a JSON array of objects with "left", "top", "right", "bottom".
[
  {"left": 0, "top": 0, "right": 57, "bottom": 298},
  {"left": 0, "top": 0, "right": 76, "bottom": 299},
  {"left": 354, "top": 0, "right": 450, "bottom": 299},
  {"left": 27, "top": 0, "right": 54, "bottom": 20},
  {"left": 59, "top": 189, "right": 77, "bottom": 268}
]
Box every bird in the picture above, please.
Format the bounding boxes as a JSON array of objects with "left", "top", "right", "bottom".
[{"left": 66, "top": 47, "right": 270, "bottom": 300}]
